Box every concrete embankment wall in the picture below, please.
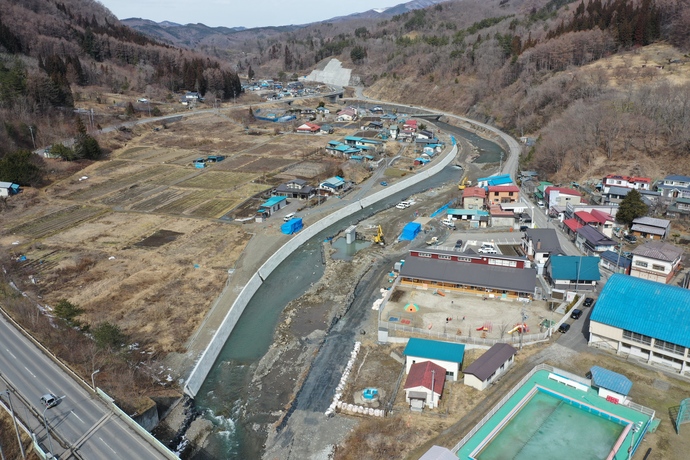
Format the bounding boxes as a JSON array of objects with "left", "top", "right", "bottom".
[{"left": 184, "top": 144, "right": 458, "bottom": 397}]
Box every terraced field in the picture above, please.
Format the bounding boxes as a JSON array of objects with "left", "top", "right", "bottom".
[
  {"left": 8, "top": 206, "right": 108, "bottom": 239},
  {"left": 69, "top": 166, "right": 161, "bottom": 201},
  {"left": 176, "top": 171, "right": 257, "bottom": 190},
  {"left": 235, "top": 158, "right": 296, "bottom": 173},
  {"left": 155, "top": 190, "right": 217, "bottom": 215},
  {"left": 130, "top": 190, "right": 189, "bottom": 212},
  {"left": 189, "top": 199, "right": 238, "bottom": 218}
]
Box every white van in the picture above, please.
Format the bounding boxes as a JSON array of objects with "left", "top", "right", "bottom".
[
  {"left": 478, "top": 243, "right": 498, "bottom": 254},
  {"left": 284, "top": 212, "right": 296, "bottom": 222}
]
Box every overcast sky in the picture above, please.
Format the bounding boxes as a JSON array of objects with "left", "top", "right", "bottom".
[{"left": 98, "top": 0, "right": 407, "bottom": 28}]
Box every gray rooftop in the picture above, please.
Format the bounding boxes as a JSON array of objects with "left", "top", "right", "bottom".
[
  {"left": 632, "top": 216, "right": 670, "bottom": 228},
  {"left": 577, "top": 225, "right": 615, "bottom": 245},
  {"left": 463, "top": 343, "right": 517, "bottom": 381},
  {"left": 632, "top": 241, "right": 683, "bottom": 262},
  {"left": 400, "top": 256, "right": 537, "bottom": 294},
  {"left": 630, "top": 224, "right": 666, "bottom": 236},
  {"left": 524, "top": 228, "right": 564, "bottom": 254}
]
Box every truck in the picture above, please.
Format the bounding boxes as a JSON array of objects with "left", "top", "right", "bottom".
[{"left": 441, "top": 217, "right": 456, "bottom": 228}]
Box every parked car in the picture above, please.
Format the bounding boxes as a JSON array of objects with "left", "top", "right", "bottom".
[
  {"left": 624, "top": 234, "right": 637, "bottom": 244},
  {"left": 454, "top": 239, "right": 463, "bottom": 250},
  {"left": 583, "top": 297, "right": 595, "bottom": 308},
  {"left": 380, "top": 181, "right": 388, "bottom": 186},
  {"left": 570, "top": 309, "right": 583, "bottom": 319},
  {"left": 40, "top": 393, "right": 59, "bottom": 408},
  {"left": 519, "top": 225, "right": 529, "bottom": 232},
  {"left": 558, "top": 323, "right": 571, "bottom": 333}
]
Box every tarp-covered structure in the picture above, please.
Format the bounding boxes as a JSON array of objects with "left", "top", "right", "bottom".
[
  {"left": 400, "top": 222, "right": 422, "bottom": 241},
  {"left": 281, "top": 218, "right": 303, "bottom": 235}
]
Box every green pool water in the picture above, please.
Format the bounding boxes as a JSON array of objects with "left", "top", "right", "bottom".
[{"left": 477, "top": 390, "right": 626, "bottom": 460}]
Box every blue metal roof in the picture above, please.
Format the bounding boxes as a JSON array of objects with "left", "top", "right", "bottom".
[
  {"left": 591, "top": 274, "right": 690, "bottom": 348},
  {"left": 589, "top": 366, "right": 632, "bottom": 396},
  {"left": 260, "top": 196, "right": 286, "bottom": 208},
  {"left": 403, "top": 338, "right": 465, "bottom": 364},
  {"left": 446, "top": 208, "right": 489, "bottom": 216},
  {"left": 599, "top": 250, "right": 631, "bottom": 269},
  {"left": 549, "top": 255, "right": 601, "bottom": 281}
]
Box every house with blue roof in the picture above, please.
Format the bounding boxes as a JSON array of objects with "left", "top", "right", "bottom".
[
  {"left": 476, "top": 174, "right": 513, "bottom": 188},
  {"left": 656, "top": 174, "right": 690, "bottom": 199},
  {"left": 404, "top": 338, "right": 466, "bottom": 381},
  {"left": 599, "top": 250, "right": 631, "bottom": 274},
  {"left": 589, "top": 274, "right": 690, "bottom": 375},
  {"left": 587, "top": 366, "right": 633, "bottom": 404},
  {"left": 545, "top": 255, "right": 601, "bottom": 291},
  {"left": 258, "top": 196, "right": 287, "bottom": 216}
]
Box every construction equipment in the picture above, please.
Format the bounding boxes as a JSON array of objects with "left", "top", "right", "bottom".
[
  {"left": 373, "top": 225, "right": 385, "bottom": 245},
  {"left": 458, "top": 175, "right": 468, "bottom": 190},
  {"left": 426, "top": 236, "right": 439, "bottom": 246}
]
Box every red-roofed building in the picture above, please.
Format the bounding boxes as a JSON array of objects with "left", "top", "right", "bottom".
[
  {"left": 487, "top": 185, "right": 520, "bottom": 205},
  {"left": 462, "top": 187, "right": 486, "bottom": 210},
  {"left": 602, "top": 174, "right": 651, "bottom": 194},
  {"left": 590, "top": 209, "right": 616, "bottom": 238},
  {"left": 575, "top": 211, "right": 598, "bottom": 226},
  {"left": 545, "top": 187, "right": 581, "bottom": 209},
  {"left": 296, "top": 122, "right": 321, "bottom": 133},
  {"left": 563, "top": 218, "right": 584, "bottom": 238},
  {"left": 404, "top": 361, "right": 446, "bottom": 410}
]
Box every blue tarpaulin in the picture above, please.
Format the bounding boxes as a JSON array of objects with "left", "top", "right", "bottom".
[
  {"left": 281, "top": 218, "right": 303, "bottom": 235},
  {"left": 400, "top": 222, "right": 422, "bottom": 241}
]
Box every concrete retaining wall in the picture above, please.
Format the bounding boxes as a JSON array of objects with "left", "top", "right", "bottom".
[{"left": 184, "top": 144, "right": 457, "bottom": 397}]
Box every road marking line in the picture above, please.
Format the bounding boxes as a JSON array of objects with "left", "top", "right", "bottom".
[
  {"left": 23, "top": 367, "right": 37, "bottom": 378},
  {"left": 99, "top": 436, "right": 117, "bottom": 454},
  {"left": 5, "top": 349, "right": 17, "bottom": 359},
  {"left": 71, "top": 410, "right": 85, "bottom": 423}
]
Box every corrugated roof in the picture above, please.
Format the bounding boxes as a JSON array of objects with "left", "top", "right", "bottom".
[
  {"left": 462, "top": 187, "right": 486, "bottom": 198},
  {"left": 463, "top": 343, "right": 517, "bottom": 381},
  {"left": 590, "top": 209, "right": 613, "bottom": 223},
  {"left": 607, "top": 186, "right": 631, "bottom": 196},
  {"left": 630, "top": 223, "right": 665, "bottom": 236},
  {"left": 549, "top": 255, "right": 601, "bottom": 281},
  {"left": 488, "top": 185, "right": 520, "bottom": 192},
  {"left": 404, "top": 338, "right": 465, "bottom": 364},
  {"left": 577, "top": 225, "right": 615, "bottom": 245},
  {"left": 632, "top": 216, "right": 670, "bottom": 228},
  {"left": 260, "top": 196, "right": 286, "bottom": 207},
  {"left": 400, "top": 256, "right": 537, "bottom": 294},
  {"left": 589, "top": 366, "right": 633, "bottom": 396},
  {"left": 632, "top": 241, "right": 683, "bottom": 262},
  {"left": 563, "top": 218, "right": 584, "bottom": 232},
  {"left": 404, "top": 361, "right": 445, "bottom": 394},
  {"left": 575, "top": 211, "right": 598, "bottom": 223},
  {"left": 590, "top": 274, "right": 690, "bottom": 348}
]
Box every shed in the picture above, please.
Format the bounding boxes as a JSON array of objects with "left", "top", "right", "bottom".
[
  {"left": 0, "top": 181, "right": 20, "bottom": 197},
  {"left": 404, "top": 361, "right": 446, "bottom": 410},
  {"left": 400, "top": 222, "right": 422, "bottom": 241},
  {"left": 588, "top": 366, "right": 632, "bottom": 404},
  {"left": 258, "top": 196, "right": 287, "bottom": 216},
  {"left": 280, "top": 218, "right": 303, "bottom": 235},
  {"left": 463, "top": 343, "right": 517, "bottom": 391},
  {"left": 404, "top": 338, "right": 465, "bottom": 381}
]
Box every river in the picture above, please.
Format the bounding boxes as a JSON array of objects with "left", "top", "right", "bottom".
[{"left": 192, "top": 124, "right": 505, "bottom": 459}]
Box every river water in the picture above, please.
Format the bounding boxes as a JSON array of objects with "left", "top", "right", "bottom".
[{"left": 193, "top": 125, "right": 505, "bottom": 459}]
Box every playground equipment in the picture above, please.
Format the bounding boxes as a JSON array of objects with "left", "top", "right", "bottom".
[
  {"left": 476, "top": 321, "right": 493, "bottom": 332},
  {"left": 434, "top": 289, "right": 445, "bottom": 296},
  {"left": 508, "top": 323, "right": 530, "bottom": 334}
]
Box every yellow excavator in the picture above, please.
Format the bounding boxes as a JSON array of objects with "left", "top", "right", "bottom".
[
  {"left": 458, "top": 175, "right": 468, "bottom": 190},
  {"left": 373, "top": 225, "right": 385, "bottom": 245}
]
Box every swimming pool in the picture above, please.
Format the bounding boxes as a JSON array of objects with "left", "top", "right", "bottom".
[{"left": 474, "top": 388, "right": 629, "bottom": 460}]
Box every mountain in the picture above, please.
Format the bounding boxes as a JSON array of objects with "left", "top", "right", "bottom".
[{"left": 328, "top": 0, "right": 452, "bottom": 21}]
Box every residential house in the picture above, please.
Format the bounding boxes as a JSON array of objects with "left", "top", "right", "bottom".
[
  {"left": 316, "top": 106, "right": 330, "bottom": 115},
  {"left": 463, "top": 344, "right": 517, "bottom": 391},
  {"left": 545, "top": 255, "right": 601, "bottom": 291},
  {"left": 403, "top": 338, "right": 465, "bottom": 382},
  {"left": 599, "top": 250, "right": 631, "bottom": 274},
  {"left": 273, "top": 179, "right": 316, "bottom": 200},
  {"left": 489, "top": 205, "right": 515, "bottom": 227},
  {"left": 336, "top": 108, "right": 357, "bottom": 121},
  {"left": 667, "top": 197, "right": 690, "bottom": 218},
  {"left": 630, "top": 241, "right": 683, "bottom": 284},
  {"left": 370, "top": 106, "right": 384, "bottom": 114},
  {"left": 325, "top": 141, "right": 360, "bottom": 156},
  {"left": 589, "top": 274, "right": 690, "bottom": 375},
  {"left": 0, "top": 181, "right": 20, "bottom": 197},
  {"left": 295, "top": 122, "right": 320, "bottom": 133},
  {"left": 545, "top": 187, "right": 581, "bottom": 209},
  {"left": 534, "top": 181, "right": 553, "bottom": 204},
  {"left": 605, "top": 186, "right": 661, "bottom": 206},
  {"left": 184, "top": 91, "right": 202, "bottom": 101},
  {"left": 416, "top": 129, "right": 435, "bottom": 140},
  {"left": 404, "top": 361, "right": 445, "bottom": 410},
  {"left": 574, "top": 211, "right": 600, "bottom": 228},
  {"left": 602, "top": 174, "right": 651, "bottom": 194},
  {"left": 319, "top": 176, "right": 346, "bottom": 194},
  {"left": 319, "top": 124, "right": 334, "bottom": 134},
  {"left": 364, "top": 121, "right": 383, "bottom": 131},
  {"left": 388, "top": 124, "right": 399, "bottom": 139},
  {"left": 587, "top": 366, "right": 633, "bottom": 405},
  {"left": 562, "top": 217, "right": 584, "bottom": 239},
  {"left": 462, "top": 187, "right": 486, "bottom": 210},
  {"left": 487, "top": 185, "right": 519, "bottom": 205},
  {"left": 576, "top": 225, "right": 617, "bottom": 254},
  {"left": 522, "top": 228, "right": 564, "bottom": 267},
  {"left": 630, "top": 216, "right": 671, "bottom": 240},
  {"left": 403, "top": 119, "right": 418, "bottom": 132},
  {"left": 399, "top": 248, "right": 536, "bottom": 300},
  {"left": 257, "top": 196, "right": 287, "bottom": 217},
  {"left": 656, "top": 174, "right": 690, "bottom": 199},
  {"left": 590, "top": 209, "right": 616, "bottom": 238}
]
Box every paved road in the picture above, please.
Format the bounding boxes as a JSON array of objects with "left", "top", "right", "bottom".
[{"left": 0, "top": 313, "right": 171, "bottom": 459}]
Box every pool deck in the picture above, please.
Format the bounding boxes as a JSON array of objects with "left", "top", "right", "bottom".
[{"left": 455, "top": 369, "right": 653, "bottom": 460}]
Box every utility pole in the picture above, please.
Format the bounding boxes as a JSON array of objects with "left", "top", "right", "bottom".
[
  {"left": 28, "top": 126, "right": 36, "bottom": 149},
  {"left": 1, "top": 390, "right": 25, "bottom": 459}
]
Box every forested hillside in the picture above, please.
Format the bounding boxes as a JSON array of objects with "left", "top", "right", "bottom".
[
  {"left": 235, "top": 0, "right": 690, "bottom": 182},
  {"left": 0, "top": 0, "right": 241, "bottom": 165}
]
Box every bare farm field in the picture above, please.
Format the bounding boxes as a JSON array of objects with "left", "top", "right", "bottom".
[{"left": 0, "top": 110, "right": 349, "bottom": 359}]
